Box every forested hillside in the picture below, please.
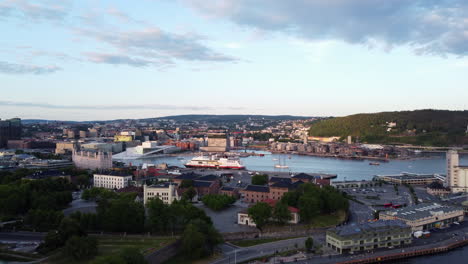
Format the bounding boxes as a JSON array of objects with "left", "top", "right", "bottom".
[{"left": 309, "top": 110, "right": 468, "bottom": 146}]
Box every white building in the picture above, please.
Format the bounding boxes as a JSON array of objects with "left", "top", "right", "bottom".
[
  {"left": 446, "top": 150, "right": 468, "bottom": 193},
  {"left": 143, "top": 183, "right": 179, "bottom": 205},
  {"left": 93, "top": 173, "right": 132, "bottom": 189}
]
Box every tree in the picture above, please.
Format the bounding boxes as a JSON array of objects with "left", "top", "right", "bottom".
[
  {"left": 98, "top": 197, "right": 145, "bottom": 233},
  {"left": 251, "top": 174, "right": 268, "bottom": 185},
  {"left": 65, "top": 236, "right": 98, "bottom": 261},
  {"left": 58, "top": 217, "right": 86, "bottom": 243},
  {"left": 76, "top": 174, "right": 90, "bottom": 188},
  {"left": 37, "top": 230, "right": 62, "bottom": 254},
  {"left": 181, "top": 223, "right": 206, "bottom": 259},
  {"left": 119, "top": 247, "right": 147, "bottom": 264},
  {"left": 91, "top": 255, "right": 126, "bottom": 264},
  {"left": 183, "top": 187, "right": 197, "bottom": 202},
  {"left": 305, "top": 237, "right": 314, "bottom": 252},
  {"left": 247, "top": 202, "right": 272, "bottom": 231},
  {"left": 201, "top": 194, "right": 236, "bottom": 211},
  {"left": 273, "top": 202, "right": 291, "bottom": 225},
  {"left": 146, "top": 198, "right": 170, "bottom": 234},
  {"left": 25, "top": 209, "right": 64, "bottom": 231},
  {"left": 298, "top": 195, "right": 321, "bottom": 222},
  {"left": 180, "top": 179, "right": 194, "bottom": 188}
]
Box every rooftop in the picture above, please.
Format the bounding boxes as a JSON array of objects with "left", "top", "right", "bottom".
[
  {"left": 94, "top": 171, "right": 132, "bottom": 177},
  {"left": 381, "top": 203, "right": 463, "bottom": 221},
  {"left": 196, "top": 174, "right": 219, "bottom": 182},
  {"left": 332, "top": 220, "right": 409, "bottom": 237},
  {"left": 292, "top": 172, "right": 337, "bottom": 180},
  {"left": 193, "top": 180, "right": 213, "bottom": 187},
  {"left": 148, "top": 182, "right": 176, "bottom": 188},
  {"left": 220, "top": 186, "right": 235, "bottom": 191},
  {"left": 244, "top": 184, "right": 270, "bottom": 193},
  {"left": 376, "top": 173, "right": 439, "bottom": 180},
  {"left": 174, "top": 172, "right": 201, "bottom": 180}
]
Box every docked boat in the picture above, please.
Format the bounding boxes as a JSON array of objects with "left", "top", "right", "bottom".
[{"left": 185, "top": 155, "right": 245, "bottom": 170}]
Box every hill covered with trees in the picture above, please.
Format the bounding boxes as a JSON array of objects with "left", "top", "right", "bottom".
[{"left": 309, "top": 110, "right": 468, "bottom": 146}]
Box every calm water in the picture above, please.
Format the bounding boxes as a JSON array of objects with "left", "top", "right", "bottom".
[{"left": 121, "top": 152, "right": 468, "bottom": 181}]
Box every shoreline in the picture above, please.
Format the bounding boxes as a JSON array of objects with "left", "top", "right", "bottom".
[{"left": 335, "top": 238, "right": 468, "bottom": 264}]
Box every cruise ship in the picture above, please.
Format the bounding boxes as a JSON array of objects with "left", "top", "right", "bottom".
[{"left": 185, "top": 155, "right": 245, "bottom": 170}]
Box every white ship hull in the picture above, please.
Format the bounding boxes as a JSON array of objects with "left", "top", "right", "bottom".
[{"left": 185, "top": 156, "right": 245, "bottom": 170}]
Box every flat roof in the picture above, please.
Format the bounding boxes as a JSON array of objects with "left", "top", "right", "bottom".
[
  {"left": 381, "top": 203, "right": 462, "bottom": 221},
  {"left": 375, "top": 173, "right": 438, "bottom": 180},
  {"left": 332, "top": 220, "right": 408, "bottom": 237}
]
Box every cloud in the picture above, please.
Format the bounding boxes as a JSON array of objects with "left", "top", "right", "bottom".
[
  {"left": 84, "top": 53, "right": 154, "bottom": 67},
  {"left": 0, "top": 100, "right": 246, "bottom": 111},
  {"left": 106, "top": 7, "right": 148, "bottom": 25},
  {"left": 182, "top": 0, "right": 468, "bottom": 56},
  {"left": 0, "top": 0, "right": 70, "bottom": 21},
  {"left": 0, "top": 61, "right": 61, "bottom": 74},
  {"left": 77, "top": 26, "right": 238, "bottom": 67}
]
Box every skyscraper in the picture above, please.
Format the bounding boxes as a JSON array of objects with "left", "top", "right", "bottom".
[
  {"left": 0, "top": 118, "right": 22, "bottom": 148},
  {"left": 446, "top": 150, "right": 468, "bottom": 193}
]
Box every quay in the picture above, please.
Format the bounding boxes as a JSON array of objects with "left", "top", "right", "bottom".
[{"left": 335, "top": 238, "right": 468, "bottom": 264}]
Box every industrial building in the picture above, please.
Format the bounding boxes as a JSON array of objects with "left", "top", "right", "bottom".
[
  {"left": 93, "top": 172, "right": 132, "bottom": 190},
  {"left": 326, "top": 220, "right": 412, "bottom": 254},
  {"left": 72, "top": 150, "right": 113, "bottom": 170},
  {"left": 379, "top": 203, "right": 464, "bottom": 231},
  {"left": 200, "top": 133, "right": 230, "bottom": 152},
  {"left": 374, "top": 173, "right": 441, "bottom": 185}
]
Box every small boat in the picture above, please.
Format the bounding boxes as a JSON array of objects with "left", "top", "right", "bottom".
[
  {"left": 369, "top": 162, "right": 380, "bottom": 166},
  {"left": 272, "top": 158, "right": 279, "bottom": 161},
  {"left": 274, "top": 164, "right": 289, "bottom": 169}
]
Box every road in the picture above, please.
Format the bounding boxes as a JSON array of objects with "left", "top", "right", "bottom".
[
  {"left": 62, "top": 198, "right": 97, "bottom": 216},
  {"left": 211, "top": 237, "right": 309, "bottom": 264},
  {"left": 0, "top": 231, "right": 46, "bottom": 242}
]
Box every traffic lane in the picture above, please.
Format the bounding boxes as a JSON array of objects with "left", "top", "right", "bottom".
[
  {"left": 0, "top": 231, "right": 46, "bottom": 242},
  {"left": 211, "top": 237, "right": 308, "bottom": 264}
]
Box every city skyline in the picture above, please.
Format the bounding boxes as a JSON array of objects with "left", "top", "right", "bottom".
[{"left": 2, "top": 0, "right": 468, "bottom": 120}]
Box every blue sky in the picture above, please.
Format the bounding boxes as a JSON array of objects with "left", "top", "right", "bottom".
[{"left": 1, "top": 0, "right": 467, "bottom": 121}]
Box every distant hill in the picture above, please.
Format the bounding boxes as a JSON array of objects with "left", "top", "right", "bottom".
[
  {"left": 23, "top": 115, "right": 311, "bottom": 124},
  {"left": 308, "top": 110, "right": 468, "bottom": 146},
  {"left": 144, "top": 115, "right": 311, "bottom": 122}
]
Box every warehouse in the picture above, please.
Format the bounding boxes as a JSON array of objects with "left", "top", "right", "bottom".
[{"left": 379, "top": 203, "right": 464, "bottom": 231}]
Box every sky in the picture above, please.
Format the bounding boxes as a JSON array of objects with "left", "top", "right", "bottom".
[{"left": 1, "top": 0, "right": 468, "bottom": 121}]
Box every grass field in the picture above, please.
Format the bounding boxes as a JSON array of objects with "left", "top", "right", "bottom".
[
  {"left": 229, "top": 237, "right": 297, "bottom": 247},
  {"left": 309, "top": 210, "right": 346, "bottom": 228},
  {"left": 43, "top": 235, "right": 176, "bottom": 264},
  {"left": 162, "top": 253, "right": 221, "bottom": 264}
]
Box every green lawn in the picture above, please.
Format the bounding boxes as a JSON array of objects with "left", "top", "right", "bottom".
[
  {"left": 229, "top": 237, "right": 296, "bottom": 247},
  {"left": 162, "top": 253, "right": 221, "bottom": 264},
  {"left": 43, "top": 235, "right": 176, "bottom": 264},
  {"left": 309, "top": 210, "right": 346, "bottom": 228}
]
